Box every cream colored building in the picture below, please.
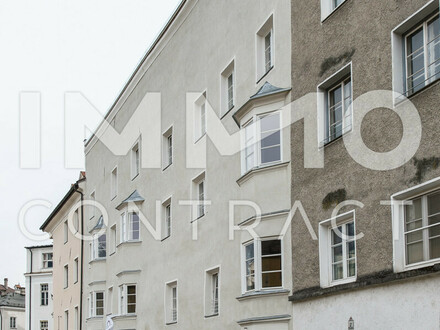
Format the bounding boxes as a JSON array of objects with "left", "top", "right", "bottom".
[
  {"left": 83, "top": 0, "right": 293, "bottom": 329},
  {"left": 41, "top": 173, "right": 86, "bottom": 330}
]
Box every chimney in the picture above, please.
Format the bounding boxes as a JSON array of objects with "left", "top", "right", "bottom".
[{"left": 4, "top": 278, "right": 8, "bottom": 289}]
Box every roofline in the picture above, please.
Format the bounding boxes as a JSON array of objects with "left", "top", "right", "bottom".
[
  {"left": 84, "top": 0, "right": 187, "bottom": 148},
  {"left": 25, "top": 244, "right": 53, "bottom": 250},
  {"left": 39, "top": 177, "right": 86, "bottom": 231}
]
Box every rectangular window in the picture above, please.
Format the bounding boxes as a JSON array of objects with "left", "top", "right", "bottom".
[
  {"left": 64, "top": 310, "right": 69, "bottom": 330},
  {"left": 167, "top": 135, "right": 173, "bottom": 166},
  {"left": 241, "top": 112, "right": 281, "bottom": 173},
  {"left": 201, "top": 102, "right": 206, "bottom": 136},
  {"left": 110, "top": 225, "right": 116, "bottom": 254},
  {"left": 64, "top": 220, "right": 69, "bottom": 243},
  {"left": 74, "top": 306, "right": 79, "bottom": 330},
  {"left": 92, "top": 234, "right": 106, "bottom": 259},
  {"left": 42, "top": 253, "right": 53, "bottom": 269},
  {"left": 107, "top": 287, "right": 113, "bottom": 315},
  {"left": 319, "top": 210, "right": 357, "bottom": 287},
  {"left": 10, "top": 317, "right": 16, "bottom": 329},
  {"left": 166, "top": 282, "right": 178, "bottom": 324},
  {"left": 221, "top": 60, "right": 235, "bottom": 115},
  {"left": 198, "top": 181, "right": 205, "bottom": 218},
  {"left": 74, "top": 258, "right": 79, "bottom": 283},
  {"left": 73, "top": 210, "right": 79, "bottom": 233},
  {"left": 64, "top": 265, "right": 69, "bottom": 289},
  {"left": 131, "top": 143, "right": 140, "bottom": 179},
  {"left": 121, "top": 212, "right": 140, "bottom": 242},
  {"left": 257, "top": 15, "right": 274, "bottom": 80},
  {"left": 90, "top": 191, "right": 95, "bottom": 219},
  {"left": 205, "top": 269, "right": 219, "bottom": 317},
  {"left": 41, "top": 284, "right": 49, "bottom": 306},
  {"left": 162, "top": 126, "right": 173, "bottom": 169},
  {"left": 405, "top": 190, "right": 440, "bottom": 265},
  {"left": 90, "top": 292, "right": 104, "bottom": 317},
  {"left": 111, "top": 167, "right": 118, "bottom": 199},
  {"left": 40, "top": 321, "right": 48, "bottom": 330},
  {"left": 326, "top": 76, "right": 352, "bottom": 143},
  {"left": 119, "top": 284, "right": 136, "bottom": 315},
  {"left": 227, "top": 73, "right": 234, "bottom": 110},
  {"left": 405, "top": 13, "right": 440, "bottom": 96},
  {"left": 242, "top": 239, "right": 283, "bottom": 293},
  {"left": 164, "top": 202, "right": 171, "bottom": 239}
]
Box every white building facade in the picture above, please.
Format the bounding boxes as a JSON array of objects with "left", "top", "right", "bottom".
[{"left": 25, "top": 246, "right": 53, "bottom": 330}]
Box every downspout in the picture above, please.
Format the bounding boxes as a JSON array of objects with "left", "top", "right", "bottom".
[
  {"left": 29, "top": 249, "right": 33, "bottom": 330},
  {"left": 73, "top": 183, "right": 84, "bottom": 330}
]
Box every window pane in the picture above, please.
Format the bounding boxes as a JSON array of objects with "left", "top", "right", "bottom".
[
  {"left": 332, "top": 263, "right": 343, "bottom": 280},
  {"left": 260, "top": 113, "right": 280, "bottom": 132},
  {"left": 406, "top": 230, "right": 423, "bottom": 243},
  {"left": 427, "top": 16, "right": 440, "bottom": 82},
  {"left": 246, "top": 260, "right": 255, "bottom": 275},
  {"left": 246, "top": 275, "right": 255, "bottom": 291},
  {"left": 127, "top": 295, "right": 136, "bottom": 304},
  {"left": 347, "top": 259, "right": 356, "bottom": 277},
  {"left": 332, "top": 246, "right": 343, "bottom": 263},
  {"left": 245, "top": 243, "right": 254, "bottom": 260},
  {"left": 332, "top": 227, "right": 342, "bottom": 245},
  {"left": 262, "top": 271, "right": 282, "bottom": 288},
  {"left": 347, "top": 241, "right": 356, "bottom": 258},
  {"left": 261, "top": 130, "right": 281, "bottom": 149},
  {"left": 406, "top": 241, "right": 424, "bottom": 264},
  {"left": 430, "top": 237, "right": 440, "bottom": 259},
  {"left": 261, "top": 240, "right": 281, "bottom": 255},
  {"left": 407, "top": 28, "right": 426, "bottom": 93},
  {"left": 261, "top": 146, "right": 281, "bottom": 164},
  {"left": 262, "top": 256, "right": 281, "bottom": 271},
  {"left": 428, "top": 191, "right": 440, "bottom": 216},
  {"left": 127, "top": 304, "right": 136, "bottom": 313},
  {"left": 429, "top": 224, "right": 440, "bottom": 238},
  {"left": 405, "top": 198, "right": 422, "bottom": 223},
  {"left": 127, "top": 286, "right": 136, "bottom": 295},
  {"left": 346, "top": 222, "right": 355, "bottom": 238}
]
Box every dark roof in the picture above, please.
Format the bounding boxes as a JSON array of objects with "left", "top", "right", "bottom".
[
  {"left": 90, "top": 215, "right": 105, "bottom": 233},
  {"left": 116, "top": 190, "right": 145, "bottom": 209},
  {"left": 0, "top": 293, "right": 25, "bottom": 308},
  {"left": 40, "top": 175, "right": 86, "bottom": 231},
  {"left": 249, "top": 81, "right": 291, "bottom": 100},
  {"left": 25, "top": 244, "right": 53, "bottom": 250}
]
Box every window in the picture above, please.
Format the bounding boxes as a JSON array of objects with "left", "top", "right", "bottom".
[
  {"left": 73, "top": 210, "right": 79, "bottom": 233},
  {"left": 121, "top": 212, "right": 140, "bottom": 242},
  {"left": 89, "top": 291, "right": 104, "bottom": 317},
  {"left": 242, "top": 239, "right": 283, "bottom": 293},
  {"left": 74, "top": 306, "right": 79, "bottom": 330},
  {"left": 90, "top": 191, "right": 95, "bottom": 219},
  {"left": 162, "top": 200, "right": 172, "bottom": 239},
  {"left": 65, "top": 310, "right": 69, "bottom": 330},
  {"left": 64, "top": 220, "right": 69, "bottom": 243},
  {"left": 165, "top": 282, "right": 178, "bottom": 324},
  {"left": 321, "top": 0, "right": 347, "bottom": 21},
  {"left": 41, "top": 284, "right": 49, "bottom": 305},
  {"left": 107, "top": 287, "right": 113, "bottom": 315},
  {"left": 110, "top": 225, "right": 116, "bottom": 254},
  {"left": 257, "top": 15, "right": 274, "bottom": 80},
  {"left": 111, "top": 167, "right": 118, "bottom": 199},
  {"left": 64, "top": 265, "right": 69, "bottom": 288},
  {"left": 162, "top": 127, "right": 173, "bottom": 169},
  {"left": 10, "top": 317, "right": 16, "bottom": 329},
  {"left": 119, "top": 284, "right": 136, "bottom": 315},
  {"left": 241, "top": 111, "right": 281, "bottom": 173},
  {"left": 92, "top": 234, "right": 106, "bottom": 260},
  {"left": 221, "top": 60, "right": 235, "bottom": 115},
  {"left": 317, "top": 63, "right": 352, "bottom": 146},
  {"left": 319, "top": 210, "right": 357, "bottom": 287},
  {"left": 40, "top": 321, "right": 48, "bottom": 330},
  {"left": 131, "top": 142, "right": 140, "bottom": 179},
  {"left": 198, "top": 180, "right": 205, "bottom": 218},
  {"left": 404, "top": 190, "right": 440, "bottom": 265},
  {"left": 74, "top": 258, "right": 79, "bottom": 283},
  {"left": 194, "top": 92, "right": 207, "bottom": 141},
  {"left": 405, "top": 13, "right": 440, "bottom": 96},
  {"left": 42, "top": 253, "right": 53, "bottom": 269},
  {"left": 205, "top": 268, "right": 219, "bottom": 317}
]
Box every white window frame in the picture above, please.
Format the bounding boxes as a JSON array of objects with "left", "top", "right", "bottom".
[
  {"left": 317, "top": 62, "right": 353, "bottom": 147},
  {"left": 41, "top": 283, "right": 49, "bottom": 306},
  {"left": 74, "top": 306, "right": 79, "bottom": 330},
  {"left": 89, "top": 291, "right": 104, "bottom": 317},
  {"left": 110, "top": 224, "right": 117, "bottom": 254},
  {"left": 165, "top": 280, "right": 178, "bottom": 324},
  {"left": 204, "top": 266, "right": 220, "bottom": 317},
  {"left": 92, "top": 233, "right": 106, "bottom": 260},
  {"left": 320, "top": 0, "right": 347, "bottom": 21},
  {"left": 40, "top": 320, "right": 48, "bottom": 330},
  {"left": 64, "top": 264, "right": 69, "bottom": 289},
  {"left": 256, "top": 14, "right": 274, "bottom": 81},
  {"left": 162, "top": 126, "right": 173, "bottom": 169},
  {"left": 64, "top": 220, "right": 69, "bottom": 244},
  {"left": 120, "top": 211, "right": 140, "bottom": 242},
  {"left": 162, "top": 197, "right": 172, "bottom": 240},
  {"left": 240, "top": 110, "right": 282, "bottom": 174},
  {"left": 191, "top": 172, "right": 208, "bottom": 221},
  {"left": 391, "top": 0, "right": 439, "bottom": 102},
  {"left": 10, "top": 317, "right": 16, "bottom": 329},
  {"left": 194, "top": 92, "right": 207, "bottom": 142},
  {"left": 241, "top": 238, "right": 284, "bottom": 293},
  {"left": 319, "top": 210, "right": 357, "bottom": 288},
  {"left": 119, "top": 284, "right": 136, "bottom": 315},
  {"left": 111, "top": 166, "right": 118, "bottom": 199},
  {"left": 391, "top": 176, "right": 440, "bottom": 272},
  {"left": 90, "top": 191, "right": 96, "bottom": 219},
  {"left": 220, "top": 59, "right": 235, "bottom": 116},
  {"left": 131, "top": 141, "right": 140, "bottom": 180},
  {"left": 64, "top": 310, "right": 69, "bottom": 330},
  {"left": 42, "top": 253, "right": 53, "bottom": 269}
]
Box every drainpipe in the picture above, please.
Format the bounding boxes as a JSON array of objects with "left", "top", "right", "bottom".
[
  {"left": 73, "top": 183, "right": 84, "bottom": 330},
  {"left": 29, "top": 249, "right": 33, "bottom": 330}
]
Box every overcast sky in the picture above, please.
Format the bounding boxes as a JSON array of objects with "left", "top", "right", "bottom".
[{"left": 0, "top": 0, "right": 180, "bottom": 286}]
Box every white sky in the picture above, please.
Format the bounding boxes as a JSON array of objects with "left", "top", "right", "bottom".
[{"left": 0, "top": 0, "right": 181, "bottom": 286}]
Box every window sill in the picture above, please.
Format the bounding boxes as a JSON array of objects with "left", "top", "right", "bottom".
[
  {"left": 326, "top": 276, "right": 356, "bottom": 288},
  {"left": 109, "top": 252, "right": 116, "bottom": 257},
  {"left": 398, "top": 79, "right": 440, "bottom": 105},
  {"left": 256, "top": 66, "right": 274, "bottom": 85},
  {"left": 237, "top": 161, "right": 289, "bottom": 186},
  {"left": 236, "top": 288, "right": 289, "bottom": 301},
  {"left": 166, "top": 321, "right": 178, "bottom": 325},
  {"left": 161, "top": 235, "right": 171, "bottom": 242},
  {"left": 204, "top": 313, "right": 219, "bottom": 319},
  {"left": 117, "top": 240, "right": 142, "bottom": 248},
  {"left": 194, "top": 133, "right": 206, "bottom": 144},
  {"left": 111, "top": 195, "right": 117, "bottom": 201},
  {"left": 401, "top": 258, "right": 440, "bottom": 273},
  {"left": 162, "top": 163, "right": 173, "bottom": 172},
  {"left": 191, "top": 213, "right": 206, "bottom": 224},
  {"left": 89, "top": 258, "right": 106, "bottom": 264},
  {"left": 86, "top": 316, "right": 104, "bottom": 321},
  {"left": 220, "top": 105, "right": 235, "bottom": 120},
  {"left": 131, "top": 173, "right": 139, "bottom": 181},
  {"left": 111, "top": 314, "right": 137, "bottom": 321}
]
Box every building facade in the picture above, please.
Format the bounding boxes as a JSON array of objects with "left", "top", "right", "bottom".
[
  {"left": 83, "top": 0, "right": 293, "bottom": 329},
  {"left": 0, "top": 281, "right": 25, "bottom": 330},
  {"left": 25, "top": 246, "right": 53, "bottom": 330},
  {"left": 40, "top": 174, "right": 86, "bottom": 330},
  {"left": 289, "top": 0, "right": 440, "bottom": 329}
]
